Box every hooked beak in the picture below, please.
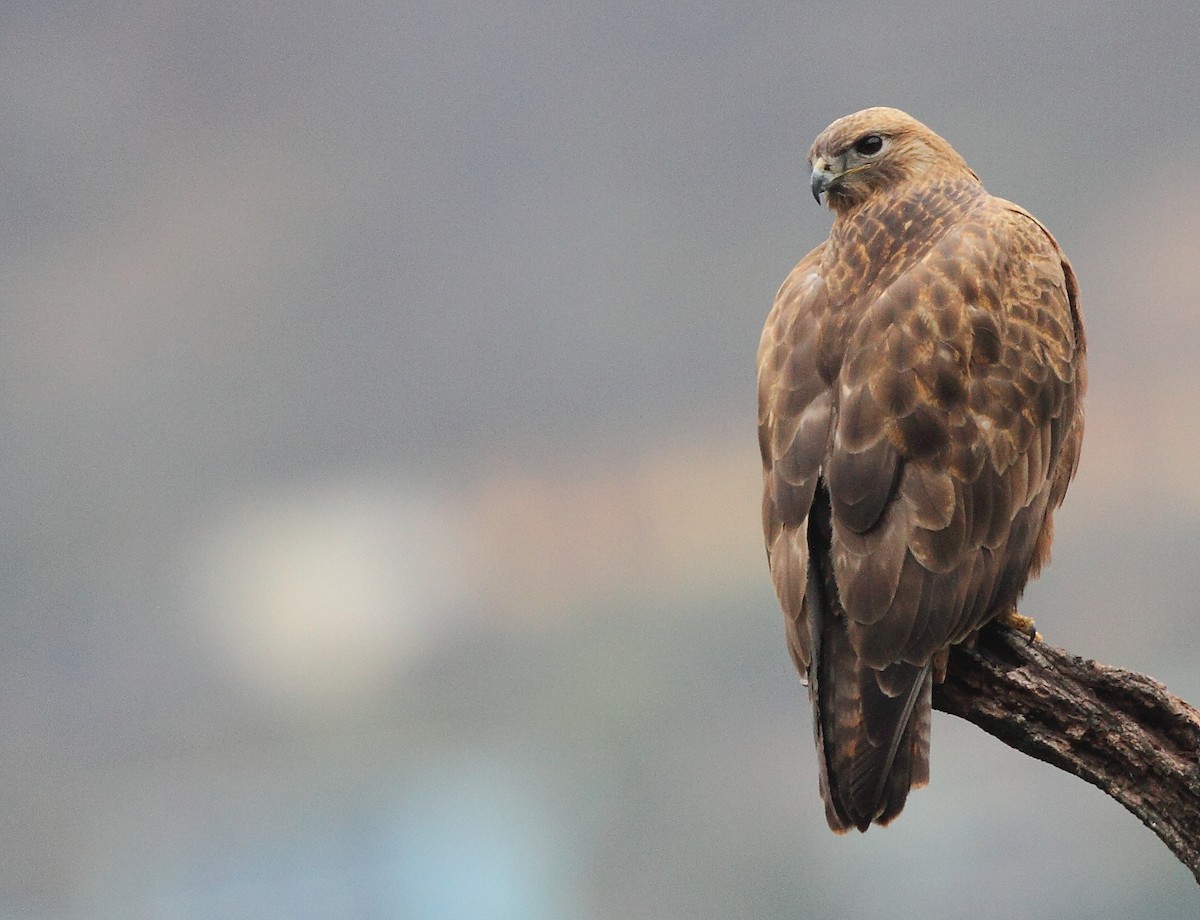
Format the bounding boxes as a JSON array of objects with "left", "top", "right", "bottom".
[{"left": 811, "top": 157, "right": 837, "bottom": 205}]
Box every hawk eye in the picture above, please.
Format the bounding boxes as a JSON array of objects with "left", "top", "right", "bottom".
[{"left": 854, "top": 134, "right": 884, "bottom": 156}]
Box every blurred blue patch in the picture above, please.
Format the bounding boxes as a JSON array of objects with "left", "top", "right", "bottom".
[
  {"left": 105, "top": 756, "right": 584, "bottom": 920},
  {"left": 376, "top": 760, "right": 580, "bottom": 920}
]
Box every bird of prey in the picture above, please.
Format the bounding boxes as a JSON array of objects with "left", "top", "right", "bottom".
[{"left": 757, "top": 107, "right": 1086, "bottom": 832}]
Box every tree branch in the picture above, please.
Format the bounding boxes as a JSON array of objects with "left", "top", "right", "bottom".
[{"left": 932, "top": 624, "right": 1200, "bottom": 884}]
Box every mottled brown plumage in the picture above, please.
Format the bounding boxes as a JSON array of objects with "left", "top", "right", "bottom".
[{"left": 757, "top": 108, "right": 1085, "bottom": 832}]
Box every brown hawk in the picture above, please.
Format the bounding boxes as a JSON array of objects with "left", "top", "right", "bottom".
[{"left": 757, "top": 108, "right": 1086, "bottom": 832}]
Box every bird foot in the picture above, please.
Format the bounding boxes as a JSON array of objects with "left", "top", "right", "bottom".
[{"left": 999, "top": 609, "right": 1040, "bottom": 644}]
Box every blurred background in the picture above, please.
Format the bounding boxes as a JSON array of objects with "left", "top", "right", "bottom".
[{"left": 5, "top": 1, "right": 1200, "bottom": 917}]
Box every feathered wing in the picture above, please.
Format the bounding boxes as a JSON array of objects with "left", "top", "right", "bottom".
[
  {"left": 758, "top": 242, "right": 831, "bottom": 677},
  {"left": 830, "top": 203, "right": 1085, "bottom": 669},
  {"left": 759, "top": 197, "right": 1085, "bottom": 832}
]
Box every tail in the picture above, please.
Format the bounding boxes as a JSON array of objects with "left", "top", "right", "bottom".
[
  {"left": 811, "top": 614, "right": 931, "bottom": 832},
  {"left": 805, "top": 484, "right": 931, "bottom": 832}
]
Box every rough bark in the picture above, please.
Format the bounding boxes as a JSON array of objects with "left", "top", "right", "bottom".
[{"left": 932, "top": 623, "right": 1200, "bottom": 884}]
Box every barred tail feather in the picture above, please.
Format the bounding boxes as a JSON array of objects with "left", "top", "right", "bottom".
[
  {"left": 811, "top": 601, "right": 932, "bottom": 832},
  {"left": 805, "top": 481, "right": 932, "bottom": 832}
]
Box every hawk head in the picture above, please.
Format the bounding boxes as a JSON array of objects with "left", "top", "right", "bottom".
[{"left": 808, "top": 107, "right": 977, "bottom": 211}]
